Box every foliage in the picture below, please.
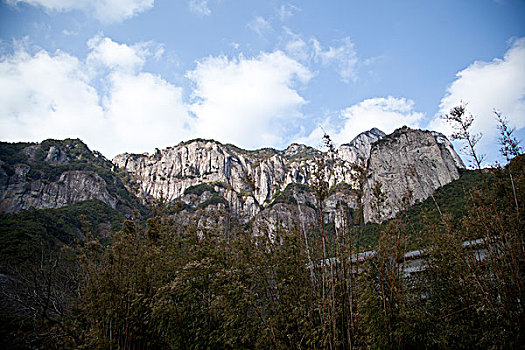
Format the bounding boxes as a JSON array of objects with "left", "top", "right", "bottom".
[
  {"left": 0, "top": 200, "right": 125, "bottom": 268},
  {"left": 184, "top": 182, "right": 231, "bottom": 197},
  {"left": 328, "top": 182, "right": 352, "bottom": 196},
  {"left": 183, "top": 183, "right": 217, "bottom": 196},
  {"left": 0, "top": 141, "right": 32, "bottom": 176},
  {"left": 197, "top": 193, "right": 228, "bottom": 209},
  {"left": 362, "top": 168, "right": 486, "bottom": 249},
  {"left": 3, "top": 150, "right": 523, "bottom": 349}
]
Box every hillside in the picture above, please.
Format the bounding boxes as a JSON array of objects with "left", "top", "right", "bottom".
[
  {"left": 0, "top": 199, "right": 126, "bottom": 268},
  {"left": 0, "top": 138, "right": 145, "bottom": 217},
  {"left": 0, "top": 128, "right": 466, "bottom": 250}
]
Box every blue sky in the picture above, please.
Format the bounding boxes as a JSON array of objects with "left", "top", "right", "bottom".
[{"left": 1, "top": 0, "right": 524, "bottom": 164}]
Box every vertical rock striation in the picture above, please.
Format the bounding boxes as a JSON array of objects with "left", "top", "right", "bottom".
[
  {"left": 0, "top": 127, "right": 464, "bottom": 225},
  {"left": 362, "top": 127, "right": 464, "bottom": 222}
]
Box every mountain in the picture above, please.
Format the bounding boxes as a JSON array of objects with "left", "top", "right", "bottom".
[
  {"left": 0, "top": 128, "right": 464, "bottom": 229},
  {"left": 112, "top": 127, "right": 464, "bottom": 224},
  {"left": 338, "top": 127, "right": 386, "bottom": 165},
  {"left": 0, "top": 127, "right": 472, "bottom": 347},
  {"left": 362, "top": 127, "right": 464, "bottom": 222},
  {"left": 0, "top": 139, "right": 141, "bottom": 218}
]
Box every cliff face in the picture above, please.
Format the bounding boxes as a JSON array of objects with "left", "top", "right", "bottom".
[
  {"left": 0, "top": 168, "right": 117, "bottom": 212},
  {"left": 362, "top": 127, "right": 464, "bottom": 222},
  {"left": 0, "top": 139, "right": 135, "bottom": 215},
  {"left": 112, "top": 140, "right": 357, "bottom": 217},
  {"left": 113, "top": 127, "right": 464, "bottom": 224},
  {"left": 113, "top": 140, "right": 290, "bottom": 207},
  {"left": 1, "top": 127, "right": 464, "bottom": 225},
  {"left": 338, "top": 128, "right": 386, "bottom": 165}
]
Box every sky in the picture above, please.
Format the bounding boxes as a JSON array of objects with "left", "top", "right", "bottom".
[{"left": 0, "top": 0, "right": 524, "bottom": 164}]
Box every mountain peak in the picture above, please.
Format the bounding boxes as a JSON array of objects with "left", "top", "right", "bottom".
[{"left": 338, "top": 128, "right": 386, "bottom": 165}]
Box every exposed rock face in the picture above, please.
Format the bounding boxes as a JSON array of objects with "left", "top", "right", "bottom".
[
  {"left": 362, "top": 127, "right": 465, "bottom": 222},
  {"left": 113, "top": 140, "right": 330, "bottom": 213},
  {"left": 113, "top": 140, "right": 282, "bottom": 206},
  {"left": 113, "top": 127, "right": 464, "bottom": 224},
  {"left": 338, "top": 128, "right": 386, "bottom": 165},
  {"left": 0, "top": 127, "right": 464, "bottom": 227},
  {"left": 0, "top": 169, "right": 117, "bottom": 212},
  {"left": 0, "top": 139, "right": 133, "bottom": 214},
  {"left": 431, "top": 131, "right": 465, "bottom": 169},
  {"left": 44, "top": 145, "right": 70, "bottom": 165},
  {"left": 252, "top": 203, "right": 317, "bottom": 242}
]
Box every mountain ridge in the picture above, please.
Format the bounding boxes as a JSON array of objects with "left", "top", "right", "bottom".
[{"left": 1, "top": 127, "right": 464, "bottom": 226}]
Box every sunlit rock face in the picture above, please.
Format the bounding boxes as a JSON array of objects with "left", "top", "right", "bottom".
[
  {"left": 113, "top": 127, "right": 464, "bottom": 224},
  {"left": 0, "top": 128, "right": 463, "bottom": 225},
  {"left": 362, "top": 127, "right": 464, "bottom": 223},
  {"left": 338, "top": 128, "right": 386, "bottom": 166}
]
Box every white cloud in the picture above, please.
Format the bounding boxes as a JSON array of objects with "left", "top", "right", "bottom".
[
  {"left": 283, "top": 31, "right": 358, "bottom": 83},
  {"left": 186, "top": 51, "right": 312, "bottom": 148},
  {"left": 86, "top": 35, "right": 163, "bottom": 74},
  {"left": 103, "top": 71, "right": 193, "bottom": 155},
  {"left": 284, "top": 36, "right": 309, "bottom": 62},
  {"left": 247, "top": 16, "right": 272, "bottom": 38},
  {"left": 0, "top": 36, "right": 192, "bottom": 158},
  {"left": 0, "top": 49, "right": 109, "bottom": 146},
  {"left": 188, "top": 0, "right": 210, "bottom": 16},
  {"left": 297, "top": 97, "right": 424, "bottom": 146},
  {"left": 0, "top": 37, "right": 313, "bottom": 156},
  {"left": 429, "top": 37, "right": 525, "bottom": 162},
  {"left": 6, "top": 0, "right": 154, "bottom": 24},
  {"left": 278, "top": 3, "right": 299, "bottom": 21},
  {"left": 87, "top": 35, "right": 147, "bottom": 72}
]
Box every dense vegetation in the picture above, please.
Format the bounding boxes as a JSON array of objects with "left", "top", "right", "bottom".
[
  {"left": 0, "top": 199, "right": 126, "bottom": 266},
  {"left": 1, "top": 110, "right": 523, "bottom": 349},
  {"left": 269, "top": 182, "right": 315, "bottom": 209}
]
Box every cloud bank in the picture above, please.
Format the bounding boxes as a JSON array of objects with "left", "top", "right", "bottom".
[
  {"left": 0, "top": 37, "right": 312, "bottom": 157},
  {"left": 6, "top": 0, "right": 154, "bottom": 23},
  {"left": 1, "top": 33, "right": 523, "bottom": 163},
  {"left": 0, "top": 48, "right": 107, "bottom": 145},
  {"left": 0, "top": 37, "right": 191, "bottom": 157},
  {"left": 430, "top": 38, "right": 525, "bottom": 162},
  {"left": 187, "top": 51, "right": 311, "bottom": 148},
  {"left": 298, "top": 37, "right": 525, "bottom": 161}
]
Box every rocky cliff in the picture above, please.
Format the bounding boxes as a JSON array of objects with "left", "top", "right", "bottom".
[
  {"left": 0, "top": 139, "right": 137, "bottom": 216},
  {"left": 362, "top": 127, "right": 464, "bottom": 222},
  {"left": 0, "top": 128, "right": 464, "bottom": 225},
  {"left": 338, "top": 128, "right": 386, "bottom": 165},
  {"left": 113, "top": 127, "right": 464, "bottom": 224}
]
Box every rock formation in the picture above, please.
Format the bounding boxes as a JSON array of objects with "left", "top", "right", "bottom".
[
  {"left": 1, "top": 127, "right": 464, "bottom": 225},
  {"left": 338, "top": 128, "right": 386, "bottom": 165},
  {"left": 362, "top": 127, "right": 464, "bottom": 222},
  {"left": 0, "top": 139, "right": 135, "bottom": 215},
  {"left": 113, "top": 127, "right": 464, "bottom": 223}
]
